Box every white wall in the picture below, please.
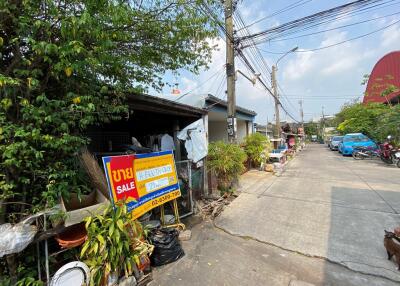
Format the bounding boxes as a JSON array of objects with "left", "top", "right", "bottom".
[
  {"left": 208, "top": 121, "right": 228, "bottom": 142},
  {"left": 208, "top": 120, "right": 253, "bottom": 143},
  {"left": 237, "top": 120, "right": 248, "bottom": 143}
]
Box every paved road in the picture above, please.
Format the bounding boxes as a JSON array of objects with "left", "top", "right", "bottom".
[
  {"left": 215, "top": 144, "right": 400, "bottom": 282},
  {"left": 151, "top": 144, "right": 400, "bottom": 285}
]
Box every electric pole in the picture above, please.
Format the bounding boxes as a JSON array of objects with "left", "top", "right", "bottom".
[
  {"left": 271, "top": 65, "right": 280, "bottom": 138},
  {"left": 225, "top": 0, "right": 236, "bottom": 143},
  {"left": 299, "top": 100, "right": 304, "bottom": 129},
  {"left": 321, "top": 105, "right": 325, "bottom": 141},
  {"left": 299, "top": 99, "right": 304, "bottom": 145}
]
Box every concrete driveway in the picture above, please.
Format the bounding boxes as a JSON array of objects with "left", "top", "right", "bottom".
[{"left": 215, "top": 144, "right": 400, "bottom": 282}]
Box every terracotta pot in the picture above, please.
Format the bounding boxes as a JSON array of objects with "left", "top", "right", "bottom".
[{"left": 55, "top": 223, "right": 87, "bottom": 249}]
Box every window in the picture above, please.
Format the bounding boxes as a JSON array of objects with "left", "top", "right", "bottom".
[
  {"left": 332, "top": 136, "right": 343, "bottom": 141},
  {"left": 343, "top": 135, "right": 369, "bottom": 142}
]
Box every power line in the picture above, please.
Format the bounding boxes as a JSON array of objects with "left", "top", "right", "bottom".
[
  {"left": 239, "top": 0, "right": 395, "bottom": 46},
  {"left": 267, "top": 10, "right": 400, "bottom": 42},
  {"left": 259, "top": 19, "right": 400, "bottom": 53},
  {"left": 214, "top": 73, "right": 227, "bottom": 99},
  {"left": 173, "top": 66, "right": 225, "bottom": 102},
  {"left": 277, "top": 83, "right": 301, "bottom": 115},
  {"left": 250, "top": 0, "right": 400, "bottom": 45},
  {"left": 233, "top": 12, "right": 301, "bottom": 123},
  {"left": 234, "top": 12, "right": 272, "bottom": 85},
  {"left": 239, "top": 0, "right": 313, "bottom": 32}
]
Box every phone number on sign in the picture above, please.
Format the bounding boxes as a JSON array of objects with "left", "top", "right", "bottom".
[{"left": 151, "top": 190, "right": 181, "bottom": 206}]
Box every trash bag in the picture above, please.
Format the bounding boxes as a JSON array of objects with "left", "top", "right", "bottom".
[
  {"left": 0, "top": 223, "right": 37, "bottom": 258},
  {"left": 148, "top": 228, "right": 184, "bottom": 266}
]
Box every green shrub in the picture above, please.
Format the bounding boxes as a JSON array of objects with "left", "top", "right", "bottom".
[
  {"left": 81, "top": 203, "right": 150, "bottom": 286},
  {"left": 207, "top": 141, "right": 247, "bottom": 192},
  {"left": 242, "top": 133, "right": 272, "bottom": 167}
]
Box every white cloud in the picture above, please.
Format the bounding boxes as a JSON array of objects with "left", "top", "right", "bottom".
[
  {"left": 381, "top": 22, "right": 400, "bottom": 47},
  {"left": 155, "top": 2, "right": 400, "bottom": 123},
  {"left": 283, "top": 52, "right": 314, "bottom": 80}
]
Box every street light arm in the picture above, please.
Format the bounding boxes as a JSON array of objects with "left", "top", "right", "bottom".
[
  {"left": 235, "top": 69, "right": 260, "bottom": 85},
  {"left": 275, "top": 46, "right": 298, "bottom": 66}
]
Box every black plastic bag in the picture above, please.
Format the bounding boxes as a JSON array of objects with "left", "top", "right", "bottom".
[{"left": 149, "top": 228, "right": 184, "bottom": 266}]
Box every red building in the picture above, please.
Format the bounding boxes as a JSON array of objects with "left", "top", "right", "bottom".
[{"left": 363, "top": 51, "right": 400, "bottom": 105}]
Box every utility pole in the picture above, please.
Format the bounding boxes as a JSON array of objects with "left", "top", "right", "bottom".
[
  {"left": 299, "top": 99, "right": 304, "bottom": 145},
  {"left": 299, "top": 100, "right": 304, "bottom": 129},
  {"left": 225, "top": 0, "right": 236, "bottom": 143},
  {"left": 321, "top": 105, "right": 325, "bottom": 141},
  {"left": 271, "top": 65, "right": 280, "bottom": 138},
  {"left": 270, "top": 47, "right": 297, "bottom": 140}
]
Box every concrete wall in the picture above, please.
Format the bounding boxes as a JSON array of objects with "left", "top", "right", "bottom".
[
  {"left": 208, "top": 121, "right": 228, "bottom": 142},
  {"left": 237, "top": 120, "right": 248, "bottom": 143},
  {"left": 208, "top": 120, "right": 253, "bottom": 143}
]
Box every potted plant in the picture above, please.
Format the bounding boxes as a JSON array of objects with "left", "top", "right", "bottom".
[
  {"left": 80, "top": 202, "right": 152, "bottom": 286},
  {"left": 242, "top": 133, "right": 272, "bottom": 168},
  {"left": 207, "top": 141, "right": 247, "bottom": 193}
]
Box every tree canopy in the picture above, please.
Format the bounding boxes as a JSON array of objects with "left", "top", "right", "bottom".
[
  {"left": 0, "top": 0, "right": 219, "bottom": 220},
  {"left": 335, "top": 102, "right": 400, "bottom": 143}
]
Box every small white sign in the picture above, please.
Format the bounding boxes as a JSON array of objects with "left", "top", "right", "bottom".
[
  {"left": 145, "top": 177, "right": 170, "bottom": 193},
  {"left": 136, "top": 164, "right": 172, "bottom": 181}
]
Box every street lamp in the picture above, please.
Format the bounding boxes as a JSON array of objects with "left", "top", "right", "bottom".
[
  {"left": 271, "top": 46, "right": 298, "bottom": 139},
  {"left": 276, "top": 46, "right": 298, "bottom": 66}
]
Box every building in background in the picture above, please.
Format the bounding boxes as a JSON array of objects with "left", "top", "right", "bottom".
[
  {"left": 363, "top": 51, "right": 400, "bottom": 105},
  {"left": 254, "top": 123, "right": 273, "bottom": 139}
]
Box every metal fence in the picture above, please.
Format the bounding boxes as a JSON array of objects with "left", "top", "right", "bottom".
[{"left": 175, "top": 159, "right": 205, "bottom": 218}]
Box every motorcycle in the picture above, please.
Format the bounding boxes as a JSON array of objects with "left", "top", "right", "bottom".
[
  {"left": 394, "top": 150, "right": 400, "bottom": 168},
  {"left": 380, "top": 135, "right": 400, "bottom": 167},
  {"left": 352, "top": 146, "right": 380, "bottom": 160}
]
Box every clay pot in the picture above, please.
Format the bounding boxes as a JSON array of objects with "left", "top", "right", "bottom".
[{"left": 55, "top": 223, "right": 87, "bottom": 249}]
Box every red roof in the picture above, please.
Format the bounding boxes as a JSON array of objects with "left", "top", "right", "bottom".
[{"left": 363, "top": 51, "right": 400, "bottom": 104}]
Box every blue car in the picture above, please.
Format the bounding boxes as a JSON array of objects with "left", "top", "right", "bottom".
[{"left": 338, "top": 133, "right": 376, "bottom": 156}]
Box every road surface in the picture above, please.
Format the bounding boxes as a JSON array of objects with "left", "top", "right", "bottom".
[
  {"left": 216, "top": 144, "right": 400, "bottom": 282},
  {"left": 151, "top": 144, "right": 400, "bottom": 285}
]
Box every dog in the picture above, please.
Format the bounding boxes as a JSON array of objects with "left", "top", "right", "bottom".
[{"left": 384, "top": 230, "right": 400, "bottom": 270}]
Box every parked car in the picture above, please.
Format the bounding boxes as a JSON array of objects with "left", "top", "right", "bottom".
[
  {"left": 329, "top": 136, "right": 343, "bottom": 151},
  {"left": 338, "top": 133, "right": 376, "bottom": 156}
]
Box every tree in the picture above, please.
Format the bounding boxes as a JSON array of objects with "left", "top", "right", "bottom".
[
  {"left": 335, "top": 102, "right": 400, "bottom": 142},
  {"left": 304, "top": 122, "right": 319, "bottom": 138},
  {"left": 1, "top": 0, "right": 218, "bottom": 281},
  {"left": 1, "top": 0, "right": 218, "bottom": 218},
  {"left": 207, "top": 141, "right": 247, "bottom": 193},
  {"left": 242, "top": 133, "right": 271, "bottom": 167}
]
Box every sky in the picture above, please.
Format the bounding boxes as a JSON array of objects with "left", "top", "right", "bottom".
[{"left": 152, "top": 0, "right": 400, "bottom": 123}]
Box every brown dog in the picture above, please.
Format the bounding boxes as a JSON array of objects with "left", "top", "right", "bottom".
[{"left": 384, "top": 230, "right": 400, "bottom": 270}]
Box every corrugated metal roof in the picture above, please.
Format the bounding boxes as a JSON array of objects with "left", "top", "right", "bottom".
[
  {"left": 363, "top": 51, "right": 400, "bottom": 104},
  {"left": 205, "top": 94, "right": 257, "bottom": 116},
  {"left": 127, "top": 93, "right": 207, "bottom": 117}
]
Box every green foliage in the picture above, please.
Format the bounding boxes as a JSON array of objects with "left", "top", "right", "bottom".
[
  {"left": 335, "top": 102, "right": 400, "bottom": 143},
  {"left": 81, "top": 203, "right": 146, "bottom": 286},
  {"left": 207, "top": 141, "right": 247, "bottom": 192},
  {"left": 15, "top": 277, "right": 44, "bottom": 286},
  {"left": 242, "top": 133, "right": 271, "bottom": 167},
  {"left": 304, "top": 122, "right": 319, "bottom": 138},
  {"left": 0, "top": 0, "right": 218, "bottom": 219}
]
